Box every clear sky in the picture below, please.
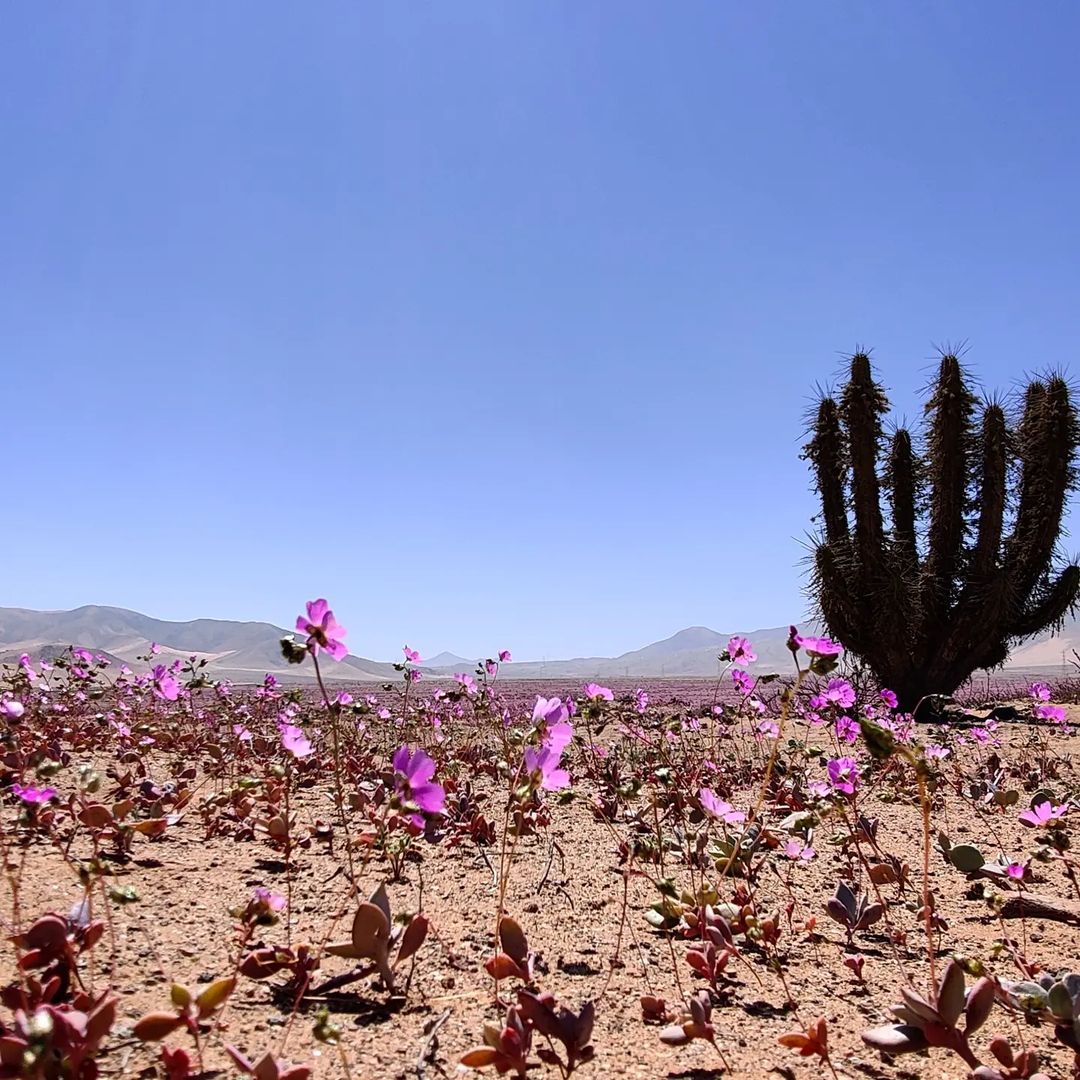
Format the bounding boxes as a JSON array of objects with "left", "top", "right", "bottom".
[{"left": 3, "top": 3, "right": 1079, "bottom": 662}]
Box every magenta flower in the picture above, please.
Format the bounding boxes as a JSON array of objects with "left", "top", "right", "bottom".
[
  {"left": 879, "top": 688, "right": 898, "bottom": 709},
  {"left": 233, "top": 724, "right": 253, "bottom": 743},
  {"left": 1019, "top": 800, "right": 1068, "bottom": 827},
  {"left": 453, "top": 672, "right": 477, "bottom": 696},
  {"left": 1035, "top": 703, "right": 1067, "bottom": 724},
  {"left": 1005, "top": 862, "right": 1025, "bottom": 881},
  {"left": 731, "top": 669, "right": 755, "bottom": 696},
  {"left": 794, "top": 632, "right": 843, "bottom": 658},
  {"left": 827, "top": 756, "right": 859, "bottom": 795},
  {"left": 150, "top": 642, "right": 161, "bottom": 655},
  {"left": 485, "top": 659, "right": 498, "bottom": 677},
  {"left": 279, "top": 723, "right": 312, "bottom": 759},
  {"left": 524, "top": 744, "right": 570, "bottom": 791},
  {"left": 499, "top": 649, "right": 512, "bottom": 663},
  {"left": 925, "top": 743, "right": 950, "bottom": 760},
  {"left": 392, "top": 746, "right": 445, "bottom": 824},
  {"left": 699, "top": 788, "right": 746, "bottom": 825},
  {"left": 151, "top": 665, "right": 181, "bottom": 702},
  {"left": 296, "top": 599, "right": 348, "bottom": 662},
  {"left": 727, "top": 636, "right": 756, "bottom": 666},
  {"left": 532, "top": 695, "right": 570, "bottom": 729},
  {"left": 583, "top": 683, "right": 614, "bottom": 702},
  {"left": 634, "top": 688, "right": 649, "bottom": 714},
  {"left": 403, "top": 646, "right": 421, "bottom": 663},
  {"left": 11, "top": 783, "right": 56, "bottom": 805},
  {"left": 1029, "top": 681, "right": 1052, "bottom": 702},
  {"left": 836, "top": 715, "right": 860, "bottom": 744}
]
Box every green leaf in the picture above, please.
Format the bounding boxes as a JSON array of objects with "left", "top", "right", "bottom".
[{"left": 948, "top": 845, "right": 986, "bottom": 873}]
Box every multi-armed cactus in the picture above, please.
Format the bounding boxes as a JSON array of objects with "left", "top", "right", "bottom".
[{"left": 805, "top": 351, "right": 1080, "bottom": 711}]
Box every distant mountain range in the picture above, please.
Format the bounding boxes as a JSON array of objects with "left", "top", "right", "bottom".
[{"left": 1, "top": 605, "right": 1077, "bottom": 684}]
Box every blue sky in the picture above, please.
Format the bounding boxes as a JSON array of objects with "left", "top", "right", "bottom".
[{"left": 4, "top": 3, "right": 1080, "bottom": 661}]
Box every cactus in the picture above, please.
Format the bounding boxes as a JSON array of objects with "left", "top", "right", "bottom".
[{"left": 805, "top": 352, "right": 1080, "bottom": 711}]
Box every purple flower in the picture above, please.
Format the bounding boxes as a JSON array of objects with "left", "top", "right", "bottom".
[
  {"left": 925, "top": 743, "right": 950, "bottom": 760},
  {"left": 392, "top": 746, "right": 446, "bottom": 823},
  {"left": 150, "top": 642, "right": 161, "bottom": 655},
  {"left": 727, "top": 636, "right": 756, "bottom": 667},
  {"left": 879, "top": 688, "right": 898, "bottom": 709},
  {"left": 233, "top": 724, "right": 253, "bottom": 743},
  {"left": 453, "top": 672, "right": 477, "bottom": 696},
  {"left": 1019, "top": 800, "right": 1068, "bottom": 828},
  {"left": 731, "top": 669, "right": 755, "bottom": 696},
  {"left": 1035, "top": 703, "right": 1067, "bottom": 725},
  {"left": 499, "top": 650, "right": 512, "bottom": 663},
  {"left": 11, "top": 783, "right": 56, "bottom": 805},
  {"left": 755, "top": 718, "right": 779, "bottom": 739},
  {"left": 404, "top": 646, "right": 421, "bottom": 663},
  {"left": 533, "top": 695, "right": 570, "bottom": 729},
  {"left": 1005, "top": 863, "right": 1025, "bottom": 881},
  {"left": 151, "top": 665, "right": 180, "bottom": 702},
  {"left": 836, "top": 715, "right": 860, "bottom": 744},
  {"left": 279, "top": 723, "right": 312, "bottom": 758},
  {"left": 524, "top": 745, "right": 570, "bottom": 791},
  {"left": 699, "top": 788, "right": 746, "bottom": 825},
  {"left": 827, "top": 756, "right": 859, "bottom": 795},
  {"left": 485, "top": 659, "right": 498, "bottom": 677},
  {"left": 296, "top": 599, "right": 348, "bottom": 662},
  {"left": 794, "top": 633, "right": 843, "bottom": 658},
  {"left": 634, "top": 688, "right": 649, "bottom": 714},
  {"left": 583, "top": 683, "right": 614, "bottom": 702},
  {"left": 1029, "top": 681, "right": 1052, "bottom": 702}
]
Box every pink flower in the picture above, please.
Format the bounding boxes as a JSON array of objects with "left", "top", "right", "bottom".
[
  {"left": 783, "top": 839, "right": 815, "bottom": 861},
  {"left": 254, "top": 887, "right": 287, "bottom": 912},
  {"left": 279, "top": 723, "right": 312, "bottom": 758},
  {"left": 18, "top": 655, "right": 36, "bottom": 682},
  {"left": 524, "top": 744, "right": 570, "bottom": 791},
  {"left": 296, "top": 599, "right": 348, "bottom": 662},
  {"left": 498, "top": 650, "right": 512, "bottom": 663},
  {"left": 827, "top": 756, "right": 859, "bottom": 795},
  {"left": 727, "top": 636, "right": 756, "bottom": 666},
  {"left": 453, "top": 672, "right": 477, "bottom": 696},
  {"left": 1005, "top": 863, "right": 1025, "bottom": 881},
  {"left": 152, "top": 665, "right": 180, "bottom": 702},
  {"left": 1035, "top": 703, "right": 1067, "bottom": 725},
  {"left": 755, "top": 718, "right": 779, "bottom": 740},
  {"left": 336, "top": 691, "right": 353, "bottom": 706},
  {"left": 793, "top": 631, "right": 843, "bottom": 658},
  {"left": 634, "top": 688, "right": 648, "bottom": 714},
  {"left": 925, "top": 743, "right": 950, "bottom": 760},
  {"left": 731, "top": 669, "right": 755, "bottom": 696},
  {"left": 11, "top": 783, "right": 56, "bottom": 805},
  {"left": 485, "top": 659, "right": 498, "bottom": 677},
  {"left": 836, "top": 715, "right": 860, "bottom": 744},
  {"left": 404, "top": 646, "right": 421, "bottom": 663},
  {"left": 233, "top": 724, "right": 253, "bottom": 743},
  {"left": 699, "top": 788, "right": 746, "bottom": 825},
  {"left": 817, "top": 678, "right": 856, "bottom": 710},
  {"left": 150, "top": 642, "right": 161, "bottom": 655},
  {"left": 1, "top": 699, "right": 25, "bottom": 721},
  {"left": 879, "top": 688, "right": 898, "bottom": 709},
  {"left": 1029, "top": 682, "right": 1052, "bottom": 702},
  {"left": 392, "top": 746, "right": 445, "bottom": 823},
  {"left": 583, "top": 683, "right": 614, "bottom": 702},
  {"left": 1019, "top": 800, "right": 1068, "bottom": 827},
  {"left": 533, "top": 695, "right": 570, "bottom": 729}
]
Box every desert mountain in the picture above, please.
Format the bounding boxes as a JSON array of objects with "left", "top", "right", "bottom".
[{"left": 1, "top": 605, "right": 1077, "bottom": 685}]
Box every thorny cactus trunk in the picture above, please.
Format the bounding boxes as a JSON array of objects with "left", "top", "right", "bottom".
[{"left": 804, "top": 352, "right": 1080, "bottom": 714}]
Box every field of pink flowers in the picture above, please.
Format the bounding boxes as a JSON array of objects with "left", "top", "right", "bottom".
[{"left": 3, "top": 600, "right": 1080, "bottom": 1079}]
